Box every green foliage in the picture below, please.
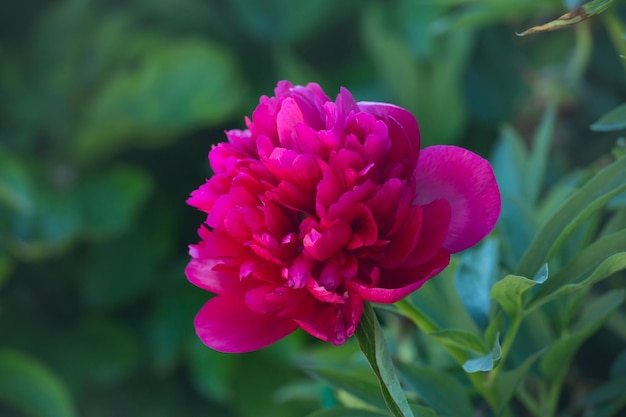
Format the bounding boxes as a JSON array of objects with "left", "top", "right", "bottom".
[
  {"left": 355, "top": 302, "right": 414, "bottom": 417},
  {"left": 0, "top": 350, "right": 76, "bottom": 417}
]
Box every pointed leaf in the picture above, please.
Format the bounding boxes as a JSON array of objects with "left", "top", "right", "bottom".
[
  {"left": 527, "top": 103, "right": 556, "bottom": 204},
  {"left": 518, "top": 155, "right": 626, "bottom": 278},
  {"left": 305, "top": 408, "right": 390, "bottom": 417},
  {"left": 517, "top": 0, "right": 616, "bottom": 36},
  {"left": 355, "top": 302, "right": 414, "bottom": 417},
  {"left": 429, "top": 329, "right": 488, "bottom": 355},
  {"left": 396, "top": 362, "right": 473, "bottom": 416},
  {"left": 462, "top": 334, "right": 501, "bottom": 373},
  {"left": 491, "top": 275, "right": 540, "bottom": 316},
  {"left": 591, "top": 103, "right": 626, "bottom": 132},
  {"left": 529, "top": 252, "right": 626, "bottom": 312}
]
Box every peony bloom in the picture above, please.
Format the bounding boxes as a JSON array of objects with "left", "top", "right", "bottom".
[{"left": 186, "top": 81, "right": 500, "bottom": 353}]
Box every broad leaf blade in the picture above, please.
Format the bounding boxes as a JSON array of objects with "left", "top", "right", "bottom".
[
  {"left": 355, "top": 302, "right": 414, "bottom": 417},
  {"left": 491, "top": 275, "right": 540, "bottom": 316}
]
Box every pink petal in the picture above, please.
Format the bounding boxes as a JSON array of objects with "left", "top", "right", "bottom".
[
  {"left": 414, "top": 145, "right": 501, "bottom": 253},
  {"left": 403, "top": 199, "right": 451, "bottom": 267},
  {"left": 302, "top": 220, "right": 352, "bottom": 261},
  {"left": 294, "top": 293, "right": 363, "bottom": 345},
  {"left": 195, "top": 295, "right": 298, "bottom": 353},
  {"left": 358, "top": 102, "right": 420, "bottom": 176},
  {"left": 186, "top": 258, "right": 246, "bottom": 295},
  {"left": 349, "top": 248, "right": 450, "bottom": 304}
]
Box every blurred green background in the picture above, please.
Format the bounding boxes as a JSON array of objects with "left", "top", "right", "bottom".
[{"left": 1, "top": 0, "right": 625, "bottom": 416}]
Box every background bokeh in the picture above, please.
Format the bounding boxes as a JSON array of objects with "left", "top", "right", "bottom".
[{"left": 1, "top": 0, "right": 625, "bottom": 416}]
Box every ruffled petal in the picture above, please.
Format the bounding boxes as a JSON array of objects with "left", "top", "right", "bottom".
[
  {"left": 358, "top": 101, "right": 420, "bottom": 176},
  {"left": 195, "top": 295, "right": 298, "bottom": 353},
  {"left": 414, "top": 145, "right": 501, "bottom": 253},
  {"left": 294, "top": 294, "right": 363, "bottom": 345}
]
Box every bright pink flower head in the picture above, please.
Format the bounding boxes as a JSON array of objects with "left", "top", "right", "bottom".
[{"left": 186, "top": 81, "right": 500, "bottom": 353}]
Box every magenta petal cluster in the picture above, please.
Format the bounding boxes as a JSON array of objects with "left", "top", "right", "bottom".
[{"left": 186, "top": 81, "right": 500, "bottom": 353}]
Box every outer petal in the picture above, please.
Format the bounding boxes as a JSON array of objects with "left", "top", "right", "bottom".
[
  {"left": 195, "top": 295, "right": 298, "bottom": 353},
  {"left": 414, "top": 145, "right": 500, "bottom": 253},
  {"left": 186, "top": 258, "right": 242, "bottom": 294}
]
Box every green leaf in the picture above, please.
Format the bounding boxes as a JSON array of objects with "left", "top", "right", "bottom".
[
  {"left": 532, "top": 263, "right": 549, "bottom": 284},
  {"left": 62, "top": 318, "right": 141, "bottom": 385},
  {"left": 491, "top": 275, "right": 541, "bottom": 317},
  {"left": 462, "top": 334, "right": 501, "bottom": 373},
  {"left": 540, "top": 289, "right": 625, "bottom": 381},
  {"left": 0, "top": 148, "right": 36, "bottom": 213},
  {"left": 528, "top": 252, "right": 626, "bottom": 312},
  {"left": 362, "top": 3, "right": 472, "bottom": 146},
  {"left": 491, "top": 126, "right": 538, "bottom": 266},
  {"left": 302, "top": 364, "right": 386, "bottom": 411},
  {"left": 490, "top": 349, "right": 545, "bottom": 413},
  {"left": 305, "top": 408, "right": 391, "bottom": 417},
  {"left": 355, "top": 302, "right": 414, "bottom": 417},
  {"left": 454, "top": 238, "right": 499, "bottom": 328},
  {"left": 582, "top": 377, "right": 626, "bottom": 417},
  {"left": 186, "top": 338, "right": 236, "bottom": 405},
  {"left": 79, "top": 165, "right": 153, "bottom": 240},
  {"left": 305, "top": 405, "right": 439, "bottom": 417},
  {"left": 527, "top": 102, "right": 557, "bottom": 204},
  {"left": 148, "top": 275, "right": 207, "bottom": 376},
  {"left": 75, "top": 38, "right": 246, "bottom": 162},
  {"left": 396, "top": 362, "right": 473, "bottom": 416},
  {"left": 533, "top": 229, "right": 626, "bottom": 302},
  {"left": 429, "top": 329, "right": 488, "bottom": 355},
  {"left": 0, "top": 349, "right": 76, "bottom": 417},
  {"left": 517, "top": 154, "right": 626, "bottom": 278},
  {"left": 230, "top": 0, "right": 347, "bottom": 43},
  {"left": 517, "top": 0, "right": 616, "bottom": 36},
  {"left": 591, "top": 103, "right": 626, "bottom": 132},
  {"left": 81, "top": 204, "right": 176, "bottom": 310}
]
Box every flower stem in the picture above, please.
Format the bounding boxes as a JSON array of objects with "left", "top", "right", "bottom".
[
  {"left": 394, "top": 299, "right": 439, "bottom": 333},
  {"left": 393, "top": 299, "right": 499, "bottom": 411},
  {"left": 488, "top": 313, "right": 523, "bottom": 383}
]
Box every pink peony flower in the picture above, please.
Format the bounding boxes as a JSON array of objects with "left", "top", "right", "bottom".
[{"left": 186, "top": 81, "right": 500, "bottom": 353}]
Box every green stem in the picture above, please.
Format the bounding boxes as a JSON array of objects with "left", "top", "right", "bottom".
[
  {"left": 603, "top": 11, "right": 626, "bottom": 76},
  {"left": 393, "top": 300, "right": 499, "bottom": 411},
  {"left": 566, "top": 20, "right": 592, "bottom": 84},
  {"left": 394, "top": 299, "right": 439, "bottom": 333},
  {"left": 546, "top": 378, "right": 565, "bottom": 417},
  {"left": 516, "top": 381, "right": 544, "bottom": 417},
  {"left": 489, "top": 313, "right": 523, "bottom": 383}
]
